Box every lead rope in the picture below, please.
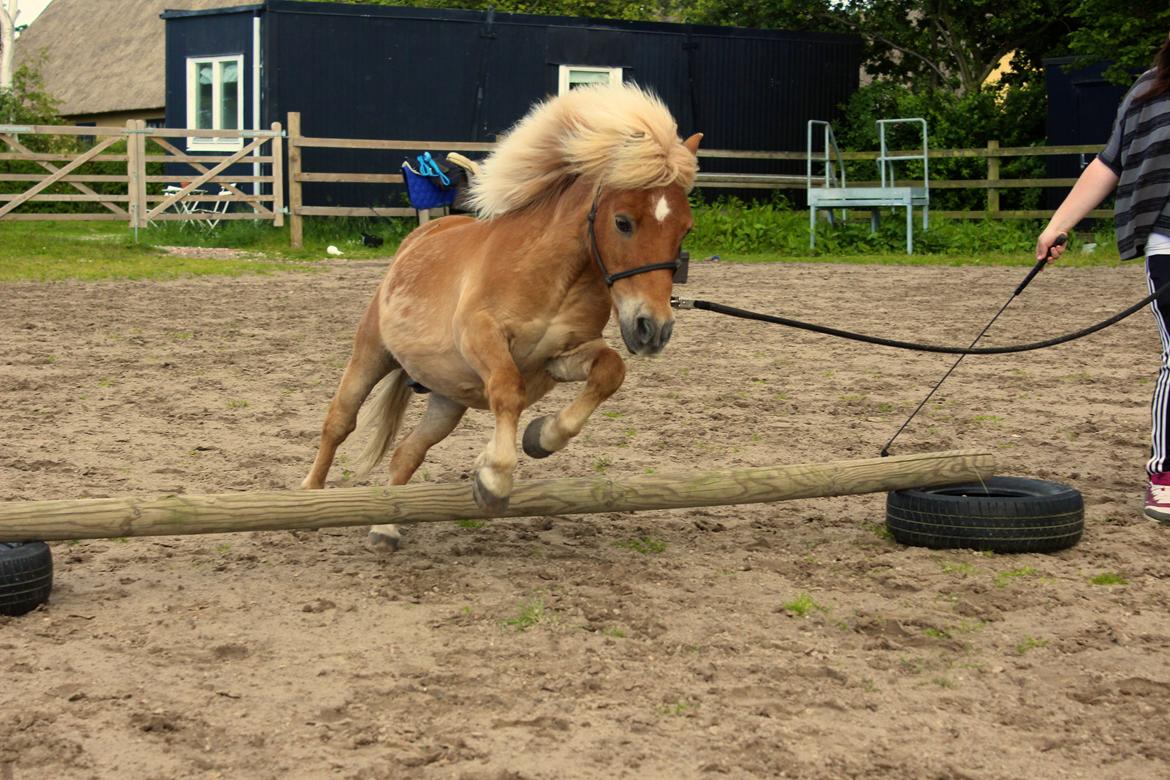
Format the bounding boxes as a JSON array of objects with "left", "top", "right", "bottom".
[
  {"left": 879, "top": 240, "right": 1071, "bottom": 458},
  {"left": 879, "top": 237, "right": 1063, "bottom": 456},
  {"left": 672, "top": 238, "right": 1170, "bottom": 454}
]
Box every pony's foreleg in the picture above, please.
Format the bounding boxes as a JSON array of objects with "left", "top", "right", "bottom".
[
  {"left": 460, "top": 320, "right": 526, "bottom": 513},
  {"left": 523, "top": 340, "right": 626, "bottom": 459},
  {"left": 368, "top": 394, "right": 467, "bottom": 552},
  {"left": 301, "top": 297, "right": 396, "bottom": 490}
]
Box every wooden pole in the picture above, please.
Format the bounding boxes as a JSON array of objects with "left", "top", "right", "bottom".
[
  {"left": 987, "top": 139, "right": 1000, "bottom": 216},
  {"left": 270, "top": 121, "right": 284, "bottom": 228},
  {"left": 0, "top": 450, "right": 992, "bottom": 542},
  {"left": 287, "top": 112, "right": 303, "bottom": 248},
  {"left": 136, "top": 120, "right": 149, "bottom": 228},
  {"left": 125, "top": 119, "right": 139, "bottom": 229}
]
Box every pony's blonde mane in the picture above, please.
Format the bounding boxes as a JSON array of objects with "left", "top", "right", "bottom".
[{"left": 467, "top": 83, "right": 699, "bottom": 219}]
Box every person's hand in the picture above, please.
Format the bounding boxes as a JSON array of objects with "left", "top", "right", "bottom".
[{"left": 1035, "top": 228, "right": 1069, "bottom": 263}]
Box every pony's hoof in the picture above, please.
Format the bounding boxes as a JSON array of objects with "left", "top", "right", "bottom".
[
  {"left": 367, "top": 527, "right": 401, "bottom": 553},
  {"left": 522, "top": 415, "right": 555, "bottom": 459},
  {"left": 473, "top": 473, "right": 511, "bottom": 514}
]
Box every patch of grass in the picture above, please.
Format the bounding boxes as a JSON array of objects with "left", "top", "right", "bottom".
[
  {"left": 592, "top": 455, "right": 612, "bottom": 473},
  {"left": 781, "top": 593, "right": 827, "bottom": 617},
  {"left": 865, "top": 522, "right": 893, "bottom": 541},
  {"left": 504, "top": 597, "right": 547, "bottom": 630},
  {"left": 897, "top": 655, "right": 925, "bottom": 675},
  {"left": 953, "top": 619, "right": 986, "bottom": 634},
  {"left": 923, "top": 627, "right": 951, "bottom": 640},
  {"left": 0, "top": 221, "right": 318, "bottom": 282},
  {"left": 226, "top": 399, "right": 249, "bottom": 409},
  {"left": 970, "top": 414, "right": 1004, "bottom": 425},
  {"left": 1014, "top": 636, "right": 1048, "bottom": 655},
  {"left": 600, "top": 410, "right": 623, "bottom": 419},
  {"left": 456, "top": 519, "right": 485, "bottom": 529},
  {"left": 600, "top": 625, "right": 627, "bottom": 638},
  {"left": 616, "top": 536, "right": 667, "bottom": 555},
  {"left": 1, "top": 205, "right": 1122, "bottom": 284},
  {"left": 939, "top": 560, "right": 976, "bottom": 576},
  {"left": 659, "top": 699, "right": 696, "bottom": 717},
  {"left": 995, "top": 566, "right": 1040, "bottom": 588},
  {"left": 1089, "top": 572, "right": 1128, "bottom": 586},
  {"left": 687, "top": 195, "right": 1120, "bottom": 265},
  {"left": 144, "top": 214, "right": 414, "bottom": 261}
]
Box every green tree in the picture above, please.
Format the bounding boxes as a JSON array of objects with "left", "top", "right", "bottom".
[
  {"left": 833, "top": 78, "right": 1048, "bottom": 210},
  {"left": 303, "top": 0, "right": 685, "bottom": 22},
  {"left": 0, "top": 61, "right": 61, "bottom": 124},
  {"left": 1066, "top": 0, "right": 1170, "bottom": 85},
  {"left": 686, "top": 0, "right": 1080, "bottom": 96}
]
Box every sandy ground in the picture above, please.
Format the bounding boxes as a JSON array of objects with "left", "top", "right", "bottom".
[{"left": 2, "top": 257, "right": 1170, "bottom": 779}]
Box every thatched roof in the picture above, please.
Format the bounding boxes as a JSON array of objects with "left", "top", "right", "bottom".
[{"left": 14, "top": 0, "right": 247, "bottom": 117}]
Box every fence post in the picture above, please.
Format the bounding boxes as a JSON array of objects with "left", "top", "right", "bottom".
[
  {"left": 125, "top": 119, "right": 139, "bottom": 230},
  {"left": 287, "top": 112, "right": 303, "bottom": 248},
  {"left": 271, "top": 121, "right": 285, "bottom": 228},
  {"left": 986, "top": 139, "right": 1000, "bottom": 217},
  {"left": 136, "top": 120, "right": 149, "bottom": 229}
]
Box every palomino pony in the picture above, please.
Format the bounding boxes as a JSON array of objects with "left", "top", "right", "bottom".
[{"left": 302, "top": 83, "right": 702, "bottom": 551}]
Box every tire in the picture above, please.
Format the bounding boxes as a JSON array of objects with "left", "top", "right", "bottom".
[
  {"left": 886, "top": 476, "right": 1083, "bottom": 554},
  {"left": 0, "top": 542, "right": 54, "bottom": 616}
]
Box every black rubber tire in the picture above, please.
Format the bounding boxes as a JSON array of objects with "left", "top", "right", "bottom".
[
  {"left": 886, "top": 476, "right": 1084, "bottom": 554},
  {"left": 0, "top": 542, "right": 54, "bottom": 616}
]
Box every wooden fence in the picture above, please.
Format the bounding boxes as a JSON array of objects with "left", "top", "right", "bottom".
[
  {"left": 286, "top": 111, "right": 493, "bottom": 248},
  {"left": 694, "top": 141, "right": 1109, "bottom": 220},
  {"left": 285, "top": 119, "right": 1105, "bottom": 245},
  {"left": 1, "top": 115, "right": 1106, "bottom": 238},
  {"left": 0, "top": 121, "right": 284, "bottom": 229}
]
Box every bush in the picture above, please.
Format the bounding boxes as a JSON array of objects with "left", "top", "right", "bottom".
[
  {"left": 686, "top": 193, "right": 1115, "bottom": 259},
  {"left": 0, "top": 61, "right": 62, "bottom": 125},
  {"left": 831, "top": 80, "right": 1049, "bottom": 212}
]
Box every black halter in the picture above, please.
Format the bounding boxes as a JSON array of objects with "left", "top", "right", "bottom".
[{"left": 587, "top": 192, "right": 681, "bottom": 287}]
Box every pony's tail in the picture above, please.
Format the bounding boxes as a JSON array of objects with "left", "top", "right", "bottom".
[{"left": 351, "top": 370, "right": 413, "bottom": 480}]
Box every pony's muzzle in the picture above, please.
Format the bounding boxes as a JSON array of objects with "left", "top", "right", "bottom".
[{"left": 621, "top": 314, "right": 674, "bottom": 355}]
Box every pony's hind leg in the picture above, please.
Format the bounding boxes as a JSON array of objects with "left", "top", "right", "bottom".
[
  {"left": 302, "top": 297, "right": 396, "bottom": 490},
  {"left": 523, "top": 340, "right": 626, "bottom": 458},
  {"left": 368, "top": 393, "right": 467, "bottom": 551}
]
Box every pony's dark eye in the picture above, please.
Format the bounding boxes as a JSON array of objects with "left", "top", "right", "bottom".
[{"left": 615, "top": 215, "right": 634, "bottom": 235}]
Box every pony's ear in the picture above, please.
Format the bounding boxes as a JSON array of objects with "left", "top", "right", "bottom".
[{"left": 683, "top": 132, "right": 703, "bottom": 155}]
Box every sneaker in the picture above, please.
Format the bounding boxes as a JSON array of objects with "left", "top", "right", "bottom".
[{"left": 1145, "top": 473, "right": 1170, "bottom": 524}]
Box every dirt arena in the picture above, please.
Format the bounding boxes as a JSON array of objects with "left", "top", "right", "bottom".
[{"left": 2, "top": 257, "right": 1169, "bottom": 779}]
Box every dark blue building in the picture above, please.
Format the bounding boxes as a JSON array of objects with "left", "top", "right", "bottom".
[
  {"left": 163, "top": 0, "right": 862, "bottom": 207},
  {"left": 1043, "top": 57, "right": 1131, "bottom": 212}
]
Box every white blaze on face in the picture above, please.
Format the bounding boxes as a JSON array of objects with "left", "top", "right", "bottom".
[{"left": 653, "top": 194, "right": 671, "bottom": 223}]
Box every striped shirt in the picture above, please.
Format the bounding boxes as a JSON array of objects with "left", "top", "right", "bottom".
[{"left": 1099, "top": 69, "right": 1170, "bottom": 260}]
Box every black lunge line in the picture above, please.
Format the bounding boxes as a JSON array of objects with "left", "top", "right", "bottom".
[
  {"left": 880, "top": 237, "right": 1067, "bottom": 455},
  {"left": 670, "top": 237, "right": 1170, "bottom": 454}
]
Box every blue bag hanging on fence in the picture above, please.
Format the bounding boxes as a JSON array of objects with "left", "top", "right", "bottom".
[{"left": 402, "top": 152, "right": 457, "bottom": 210}]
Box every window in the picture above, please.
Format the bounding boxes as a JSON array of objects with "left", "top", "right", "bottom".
[
  {"left": 557, "top": 65, "right": 622, "bottom": 95},
  {"left": 186, "top": 55, "right": 244, "bottom": 150}
]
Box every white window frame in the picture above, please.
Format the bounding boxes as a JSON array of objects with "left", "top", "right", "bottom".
[
  {"left": 557, "top": 65, "right": 622, "bottom": 95},
  {"left": 186, "top": 54, "right": 245, "bottom": 151}
]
